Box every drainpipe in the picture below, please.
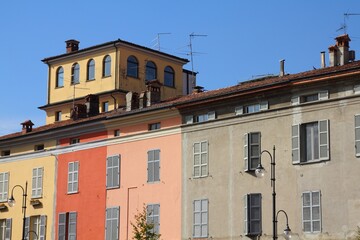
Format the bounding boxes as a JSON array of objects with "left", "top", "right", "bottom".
[
  {"left": 114, "top": 41, "right": 119, "bottom": 90},
  {"left": 126, "top": 186, "right": 137, "bottom": 240},
  {"left": 46, "top": 62, "right": 51, "bottom": 104},
  {"left": 110, "top": 92, "right": 117, "bottom": 110}
]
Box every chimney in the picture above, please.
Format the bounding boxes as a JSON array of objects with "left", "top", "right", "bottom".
[
  {"left": 21, "top": 120, "right": 34, "bottom": 134},
  {"left": 328, "top": 34, "right": 354, "bottom": 66},
  {"left": 65, "top": 39, "right": 80, "bottom": 53},
  {"left": 70, "top": 104, "right": 87, "bottom": 120},
  {"left": 139, "top": 91, "right": 147, "bottom": 109},
  {"left": 328, "top": 45, "right": 337, "bottom": 67},
  {"left": 126, "top": 92, "right": 139, "bottom": 111},
  {"left": 146, "top": 80, "right": 162, "bottom": 106},
  {"left": 321, "top": 51, "right": 326, "bottom": 68},
  {"left": 85, "top": 94, "right": 99, "bottom": 117},
  {"left": 192, "top": 86, "right": 204, "bottom": 94},
  {"left": 279, "top": 59, "right": 285, "bottom": 77}
]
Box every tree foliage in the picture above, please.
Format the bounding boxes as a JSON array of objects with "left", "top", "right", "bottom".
[{"left": 131, "top": 205, "right": 161, "bottom": 240}]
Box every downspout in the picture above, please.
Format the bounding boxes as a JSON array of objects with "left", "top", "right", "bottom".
[
  {"left": 114, "top": 41, "right": 119, "bottom": 90},
  {"left": 46, "top": 62, "right": 51, "bottom": 104},
  {"left": 110, "top": 92, "right": 117, "bottom": 110}
]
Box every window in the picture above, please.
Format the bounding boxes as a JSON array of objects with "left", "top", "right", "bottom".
[
  {"left": 70, "top": 138, "right": 80, "bottom": 145},
  {"left": 106, "top": 155, "right": 120, "bottom": 189},
  {"left": 244, "top": 132, "right": 261, "bottom": 171},
  {"left": 164, "top": 66, "right": 174, "bottom": 87},
  {"left": 291, "top": 91, "right": 328, "bottom": 105},
  {"left": 302, "top": 191, "right": 321, "bottom": 233},
  {"left": 149, "top": 123, "right": 160, "bottom": 131},
  {"left": 103, "top": 55, "right": 111, "bottom": 77},
  {"left": 147, "top": 150, "right": 160, "bottom": 183},
  {"left": 236, "top": 101, "right": 268, "bottom": 115},
  {"left": 114, "top": 129, "right": 120, "bottom": 137},
  {"left": 71, "top": 63, "right": 80, "bottom": 85},
  {"left": 0, "top": 172, "right": 9, "bottom": 202},
  {"left": 244, "top": 193, "right": 262, "bottom": 236},
  {"left": 102, "top": 101, "right": 109, "bottom": 112},
  {"left": 356, "top": 115, "right": 360, "bottom": 157},
  {"left": 0, "top": 151, "right": 10, "bottom": 157},
  {"left": 185, "top": 111, "right": 216, "bottom": 124},
  {"left": 147, "top": 204, "right": 160, "bottom": 235},
  {"left": 292, "top": 120, "right": 329, "bottom": 164},
  {"left": 87, "top": 59, "right": 95, "bottom": 80},
  {"left": 145, "top": 61, "right": 157, "bottom": 81},
  {"left": 56, "top": 67, "right": 64, "bottom": 88},
  {"left": 25, "top": 215, "right": 47, "bottom": 240},
  {"left": 355, "top": 85, "right": 360, "bottom": 94},
  {"left": 193, "top": 199, "right": 208, "bottom": 238},
  {"left": 127, "top": 56, "right": 138, "bottom": 78},
  {"left": 55, "top": 111, "right": 62, "bottom": 122},
  {"left": 34, "top": 144, "right": 44, "bottom": 151},
  {"left": 67, "top": 162, "right": 79, "bottom": 194},
  {"left": 32, "top": 167, "right": 43, "bottom": 198},
  {"left": 193, "top": 141, "right": 208, "bottom": 178},
  {"left": 105, "top": 207, "right": 119, "bottom": 240},
  {"left": 0, "top": 218, "right": 11, "bottom": 240},
  {"left": 58, "top": 212, "right": 77, "bottom": 240}
]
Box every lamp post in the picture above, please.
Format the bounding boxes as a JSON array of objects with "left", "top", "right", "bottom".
[
  {"left": 25, "top": 230, "right": 39, "bottom": 240},
  {"left": 8, "top": 181, "right": 28, "bottom": 240},
  {"left": 255, "top": 146, "right": 292, "bottom": 240}
]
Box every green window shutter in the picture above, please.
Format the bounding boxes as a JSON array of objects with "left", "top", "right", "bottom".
[
  {"left": 292, "top": 125, "right": 300, "bottom": 164},
  {"left": 318, "top": 120, "right": 329, "bottom": 160}
]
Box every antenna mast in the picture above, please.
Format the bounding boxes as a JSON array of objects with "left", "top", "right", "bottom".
[
  {"left": 338, "top": 12, "right": 360, "bottom": 34},
  {"left": 189, "top": 32, "right": 207, "bottom": 77},
  {"left": 152, "top": 33, "right": 171, "bottom": 51}
]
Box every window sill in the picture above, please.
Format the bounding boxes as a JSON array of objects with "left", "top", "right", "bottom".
[
  {"left": 102, "top": 75, "right": 111, "bottom": 79},
  {"left": 86, "top": 78, "right": 96, "bottom": 82},
  {"left": 55, "top": 86, "right": 64, "bottom": 89},
  {"left": 293, "top": 159, "right": 330, "bottom": 165},
  {"left": 147, "top": 180, "right": 160, "bottom": 184},
  {"left": 126, "top": 75, "right": 139, "bottom": 79},
  {"left": 106, "top": 186, "right": 120, "bottom": 190},
  {"left": 67, "top": 191, "right": 79, "bottom": 195}
]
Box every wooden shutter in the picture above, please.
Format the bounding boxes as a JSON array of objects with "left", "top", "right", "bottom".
[
  {"left": 235, "top": 106, "right": 243, "bottom": 115},
  {"left": 318, "top": 90, "right": 329, "bottom": 100},
  {"left": 244, "top": 195, "right": 249, "bottom": 235},
  {"left": 291, "top": 96, "right": 300, "bottom": 105},
  {"left": 244, "top": 134, "right": 249, "bottom": 171},
  {"left": 39, "top": 215, "right": 47, "bottom": 240},
  {"left": 318, "top": 120, "right": 329, "bottom": 160},
  {"left": 147, "top": 151, "right": 154, "bottom": 182},
  {"left": 24, "top": 217, "right": 30, "bottom": 240},
  {"left": 58, "top": 213, "right": 66, "bottom": 240},
  {"left": 193, "top": 143, "right": 201, "bottom": 177},
  {"left": 249, "top": 132, "right": 261, "bottom": 170},
  {"left": 32, "top": 167, "right": 43, "bottom": 198},
  {"left": 154, "top": 150, "right": 160, "bottom": 182},
  {"left": 292, "top": 125, "right": 300, "bottom": 164},
  {"left": 259, "top": 101, "right": 268, "bottom": 111},
  {"left": 0, "top": 172, "right": 9, "bottom": 201},
  {"left": 68, "top": 212, "right": 77, "bottom": 240},
  {"left": 5, "top": 218, "right": 11, "bottom": 240},
  {"left": 249, "top": 194, "right": 261, "bottom": 235},
  {"left": 355, "top": 115, "right": 360, "bottom": 157}
]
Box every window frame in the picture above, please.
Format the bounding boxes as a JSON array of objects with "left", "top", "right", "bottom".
[
  {"left": 145, "top": 61, "right": 157, "bottom": 81},
  {"left": 244, "top": 193, "right": 262, "bottom": 236},
  {"left": 103, "top": 55, "right": 111, "bottom": 77},
  {"left": 71, "top": 63, "right": 80, "bottom": 85},
  {"left": 70, "top": 138, "right": 80, "bottom": 145},
  {"left": 0, "top": 218, "right": 12, "bottom": 240},
  {"left": 0, "top": 172, "right": 9, "bottom": 202},
  {"left": 56, "top": 67, "right": 64, "bottom": 88},
  {"left": 55, "top": 111, "right": 62, "bottom": 122},
  {"left": 147, "top": 149, "right": 160, "bottom": 183},
  {"left": 164, "top": 66, "right": 175, "bottom": 87},
  {"left": 105, "top": 207, "right": 119, "bottom": 240},
  {"left": 32, "top": 167, "right": 43, "bottom": 199},
  {"left": 67, "top": 162, "right": 79, "bottom": 194},
  {"left": 302, "top": 191, "right": 321, "bottom": 233},
  {"left": 148, "top": 122, "right": 161, "bottom": 131},
  {"left": 147, "top": 204, "right": 160, "bottom": 235},
  {"left": 244, "top": 132, "right": 261, "bottom": 171},
  {"left": 291, "top": 91, "right": 328, "bottom": 105},
  {"left": 193, "top": 199, "right": 208, "bottom": 238},
  {"left": 25, "top": 215, "right": 46, "bottom": 240},
  {"left": 102, "top": 101, "right": 109, "bottom": 112},
  {"left": 126, "top": 56, "right": 139, "bottom": 78},
  {"left": 292, "top": 120, "right": 329, "bottom": 164},
  {"left": 106, "top": 155, "right": 120, "bottom": 189},
  {"left": 193, "top": 141, "right": 209, "bottom": 178},
  {"left": 87, "top": 59, "right": 95, "bottom": 81}
]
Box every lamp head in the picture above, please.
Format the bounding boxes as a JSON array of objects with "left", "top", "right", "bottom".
[
  {"left": 284, "top": 225, "right": 292, "bottom": 239},
  {"left": 255, "top": 163, "right": 265, "bottom": 178},
  {"left": 8, "top": 196, "right": 15, "bottom": 207}
]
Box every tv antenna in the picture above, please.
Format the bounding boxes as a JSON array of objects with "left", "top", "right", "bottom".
[
  {"left": 152, "top": 33, "right": 171, "bottom": 51},
  {"left": 189, "top": 32, "right": 207, "bottom": 76},
  {"left": 337, "top": 12, "right": 360, "bottom": 34}
]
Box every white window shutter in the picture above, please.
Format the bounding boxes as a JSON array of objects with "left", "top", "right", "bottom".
[
  {"left": 244, "top": 134, "right": 249, "bottom": 171},
  {"left": 5, "top": 218, "right": 11, "bottom": 240},
  {"left": 40, "top": 215, "right": 47, "bottom": 240},
  {"left": 185, "top": 115, "right": 193, "bottom": 124},
  {"left": 318, "top": 90, "right": 329, "bottom": 100},
  {"left": 292, "top": 125, "right": 300, "bottom": 164},
  {"left": 318, "top": 120, "right": 329, "bottom": 160},
  {"left": 259, "top": 101, "right": 268, "bottom": 111},
  {"left": 355, "top": 115, "right": 360, "bottom": 157},
  {"left": 244, "top": 194, "right": 249, "bottom": 235},
  {"left": 117, "top": 155, "right": 121, "bottom": 187},
  {"left": 235, "top": 106, "right": 243, "bottom": 115},
  {"left": 207, "top": 111, "right": 216, "bottom": 120},
  {"left": 58, "top": 213, "right": 66, "bottom": 240},
  {"left": 291, "top": 96, "right": 300, "bottom": 105},
  {"left": 147, "top": 151, "right": 154, "bottom": 182},
  {"left": 354, "top": 85, "right": 360, "bottom": 94}
]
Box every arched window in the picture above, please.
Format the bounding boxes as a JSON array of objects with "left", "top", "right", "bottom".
[
  {"left": 127, "top": 56, "right": 138, "bottom": 78},
  {"left": 103, "top": 55, "right": 111, "bottom": 77},
  {"left": 71, "top": 63, "right": 80, "bottom": 84},
  {"left": 56, "top": 67, "right": 64, "bottom": 87},
  {"left": 145, "top": 61, "right": 157, "bottom": 81},
  {"left": 164, "top": 66, "right": 175, "bottom": 87},
  {"left": 87, "top": 59, "right": 95, "bottom": 80}
]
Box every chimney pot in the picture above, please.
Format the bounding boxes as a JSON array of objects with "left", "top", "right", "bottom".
[
  {"left": 65, "top": 39, "right": 80, "bottom": 53},
  {"left": 279, "top": 59, "right": 285, "bottom": 77},
  {"left": 21, "top": 120, "right": 34, "bottom": 133},
  {"left": 321, "top": 51, "right": 326, "bottom": 68}
]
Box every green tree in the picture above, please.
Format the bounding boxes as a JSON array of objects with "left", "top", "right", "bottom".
[{"left": 131, "top": 206, "right": 161, "bottom": 240}]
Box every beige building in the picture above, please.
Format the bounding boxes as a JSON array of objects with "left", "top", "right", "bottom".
[{"left": 178, "top": 34, "right": 360, "bottom": 239}]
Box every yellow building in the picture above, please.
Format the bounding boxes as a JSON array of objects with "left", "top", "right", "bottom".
[{"left": 40, "top": 39, "right": 192, "bottom": 124}]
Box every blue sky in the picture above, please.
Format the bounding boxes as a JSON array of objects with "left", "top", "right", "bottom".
[{"left": 1, "top": 1, "right": 359, "bottom": 135}]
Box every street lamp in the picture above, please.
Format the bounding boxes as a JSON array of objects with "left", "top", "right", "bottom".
[
  {"left": 255, "top": 146, "right": 292, "bottom": 240},
  {"left": 25, "top": 230, "right": 39, "bottom": 240},
  {"left": 8, "top": 181, "right": 28, "bottom": 240},
  {"left": 276, "top": 210, "right": 292, "bottom": 240}
]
